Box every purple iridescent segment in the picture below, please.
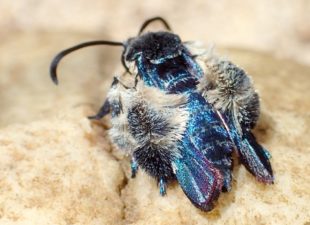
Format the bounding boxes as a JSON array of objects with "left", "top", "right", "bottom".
[{"left": 173, "top": 154, "right": 222, "bottom": 211}]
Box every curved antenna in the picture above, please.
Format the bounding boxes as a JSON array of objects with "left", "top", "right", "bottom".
[
  {"left": 121, "top": 52, "right": 131, "bottom": 74},
  {"left": 138, "top": 17, "right": 172, "bottom": 35},
  {"left": 50, "top": 40, "right": 124, "bottom": 84}
]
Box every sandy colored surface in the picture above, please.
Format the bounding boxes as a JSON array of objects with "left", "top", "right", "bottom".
[
  {"left": 0, "top": 32, "right": 309, "bottom": 224},
  {"left": 0, "top": 110, "right": 124, "bottom": 225}
]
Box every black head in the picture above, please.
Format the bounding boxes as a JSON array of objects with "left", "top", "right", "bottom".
[
  {"left": 124, "top": 32, "right": 183, "bottom": 63},
  {"left": 49, "top": 17, "right": 173, "bottom": 84}
]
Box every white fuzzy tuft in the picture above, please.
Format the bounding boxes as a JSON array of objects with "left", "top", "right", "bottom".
[{"left": 107, "top": 75, "right": 189, "bottom": 157}]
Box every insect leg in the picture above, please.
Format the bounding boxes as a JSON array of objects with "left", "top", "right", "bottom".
[
  {"left": 131, "top": 158, "right": 139, "bottom": 178},
  {"left": 88, "top": 100, "right": 110, "bottom": 120},
  {"left": 159, "top": 178, "right": 167, "bottom": 196}
]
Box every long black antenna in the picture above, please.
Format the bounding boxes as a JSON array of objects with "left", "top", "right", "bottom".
[
  {"left": 50, "top": 40, "right": 124, "bottom": 84},
  {"left": 138, "top": 17, "right": 172, "bottom": 35}
]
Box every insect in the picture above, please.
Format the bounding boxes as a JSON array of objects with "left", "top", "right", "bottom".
[{"left": 50, "top": 17, "right": 274, "bottom": 211}]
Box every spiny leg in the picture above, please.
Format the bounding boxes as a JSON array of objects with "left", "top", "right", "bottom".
[
  {"left": 131, "top": 158, "right": 139, "bottom": 178},
  {"left": 159, "top": 178, "right": 167, "bottom": 196},
  {"left": 88, "top": 100, "right": 110, "bottom": 120}
]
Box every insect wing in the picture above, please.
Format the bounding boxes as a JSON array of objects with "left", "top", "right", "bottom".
[
  {"left": 185, "top": 93, "right": 234, "bottom": 191},
  {"left": 238, "top": 132, "right": 274, "bottom": 183},
  {"left": 224, "top": 112, "right": 274, "bottom": 183},
  {"left": 173, "top": 144, "right": 223, "bottom": 211}
]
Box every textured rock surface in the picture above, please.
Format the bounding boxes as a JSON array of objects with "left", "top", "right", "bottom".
[
  {"left": 0, "top": 33, "right": 309, "bottom": 225},
  {"left": 0, "top": 110, "right": 125, "bottom": 225}
]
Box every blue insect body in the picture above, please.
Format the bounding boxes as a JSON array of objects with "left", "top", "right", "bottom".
[
  {"left": 104, "top": 80, "right": 232, "bottom": 211},
  {"left": 50, "top": 17, "right": 274, "bottom": 212},
  {"left": 173, "top": 92, "right": 233, "bottom": 210},
  {"left": 122, "top": 28, "right": 274, "bottom": 187},
  {"left": 124, "top": 32, "right": 204, "bottom": 93}
]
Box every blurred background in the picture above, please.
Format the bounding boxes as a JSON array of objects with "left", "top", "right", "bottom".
[
  {"left": 1, "top": 0, "right": 310, "bottom": 64},
  {"left": 0, "top": 0, "right": 309, "bottom": 127}
]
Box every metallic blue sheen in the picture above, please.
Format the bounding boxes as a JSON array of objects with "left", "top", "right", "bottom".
[
  {"left": 131, "top": 159, "right": 138, "bottom": 178},
  {"left": 173, "top": 92, "right": 233, "bottom": 210},
  {"left": 224, "top": 112, "right": 274, "bottom": 183},
  {"left": 136, "top": 49, "right": 203, "bottom": 94},
  {"left": 134, "top": 47, "right": 235, "bottom": 209},
  {"left": 131, "top": 38, "right": 272, "bottom": 208},
  {"left": 159, "top": 178, "right": 167, "bottom": 196}
]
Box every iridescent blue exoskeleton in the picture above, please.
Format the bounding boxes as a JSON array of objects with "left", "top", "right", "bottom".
[{"left": 50, "top": 17, "right": 274, "bottom": 211}]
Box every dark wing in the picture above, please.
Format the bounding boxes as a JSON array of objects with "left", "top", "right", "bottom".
[
  {"left": 221, "top": 95, "right": 274, "bottom": 184},
  {"left": 229, "top": 122, "right": 274, "bottom": 183},
  {"left": 186, "top": 92, "right": 234, "bottom": 191},
  {"left": 173, "top": 141, "right": 223, "bottom": 211},
  {"left": 172, "top": 92, "right": 235, "bottom": 211}
]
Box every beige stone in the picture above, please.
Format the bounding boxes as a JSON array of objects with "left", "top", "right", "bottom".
[{"left": 0, "top": 109, "right": 125, "bottom": 225}]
